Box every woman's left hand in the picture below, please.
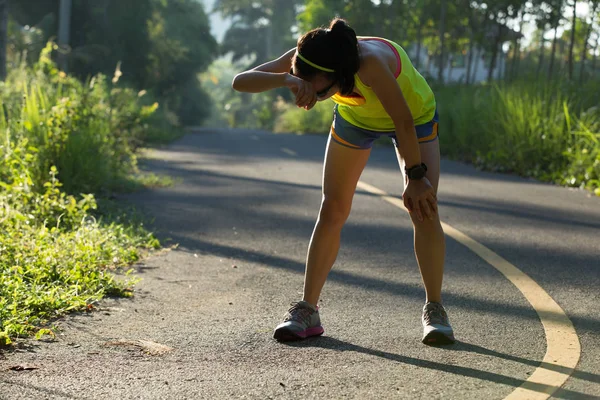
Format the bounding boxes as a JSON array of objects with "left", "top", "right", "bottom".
[
  {"left": 402, "top": 178, "right": 437, "bottom": 222},
  {"left": 303, "top": 96, "right": 318, "bottom": 111}
]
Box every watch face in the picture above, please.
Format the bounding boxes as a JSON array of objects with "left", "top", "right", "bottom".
[{"left": 411, "top": 166, "right": 426, "bottom": 180}]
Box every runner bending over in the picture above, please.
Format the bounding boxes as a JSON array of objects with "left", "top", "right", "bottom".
[{"left": 232, "top": 17, "right": 455, "bottom": 345}]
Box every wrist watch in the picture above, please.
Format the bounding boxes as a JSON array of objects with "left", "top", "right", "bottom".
[{"left": 405, "top": 163, "right": 428, "bottom": 180}]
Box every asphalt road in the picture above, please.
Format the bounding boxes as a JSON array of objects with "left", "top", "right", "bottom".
[{"left": 1, "top": 128, "right": 599, "bottom": 399}]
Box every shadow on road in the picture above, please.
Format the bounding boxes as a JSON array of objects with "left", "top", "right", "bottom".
[
  {"left": 440, "top": 195, "right": 600, "bottom": 231},
  {"left": 154, "top": 235, "right": 600, "bottom": 339},
  {"left": 138, "top": 154, "right": 600, "bottom": 234},
  {"left": 450, "top": 342, "right": 600, "bottom": 385},
  {"left": 284, "top": 336, "right": 597, "bottom": 399}
]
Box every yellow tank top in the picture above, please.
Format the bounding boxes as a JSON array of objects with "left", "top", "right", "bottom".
[{"left": 331, "top": 37, "right": 436, "bottom": 131}]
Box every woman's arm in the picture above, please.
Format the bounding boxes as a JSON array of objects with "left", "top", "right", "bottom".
[
  {"left": 361, "top": 54, "right": 421, "bottom": 169},
  {"left": 232, "top": 48, "right": 317, "bottom": 109},
  {"left": 232, "top": 48, "right": 296, "bottom": 93},
  {"left": 362, "top": 54, "right": 436, "bottom": 221}
]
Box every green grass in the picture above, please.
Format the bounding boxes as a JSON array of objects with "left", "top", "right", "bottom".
[
  {"left": 436, "top": 80, "right": 599, "bottom": 193},
  {"left": 0, "top": 45, "right": 169, "bottom": 346}
]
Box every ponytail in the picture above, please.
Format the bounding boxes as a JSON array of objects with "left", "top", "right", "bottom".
[
  {"left": 327, "top": 18, "right": 360, "bottom": 95},
  {"left": 294, "top": 17, "right": 360, "bottom": 96}
]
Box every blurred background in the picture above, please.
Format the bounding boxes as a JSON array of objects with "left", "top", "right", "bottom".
[{"left": 1, "top": 0, "right": 599, "bottom": 194}]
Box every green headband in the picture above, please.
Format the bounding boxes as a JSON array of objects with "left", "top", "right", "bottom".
[{"left": 296, "top": 51, "right": 335, "bottom": 73}]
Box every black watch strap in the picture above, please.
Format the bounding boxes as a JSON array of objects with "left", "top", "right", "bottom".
[{"left": 405, "top": 163, "right": 428, "bottom": 180}]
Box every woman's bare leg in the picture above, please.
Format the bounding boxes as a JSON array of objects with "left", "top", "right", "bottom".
[
  {"left": 302, "top": 137, "right": 371, "bottom": 306},
  {"left": 395, "top": 139, "right": 445, "bottom": 303}
]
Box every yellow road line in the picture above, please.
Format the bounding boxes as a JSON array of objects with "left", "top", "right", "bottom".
[
  {"left": 356, "top": 180, "right": 581, "bottom": 400},
  {"left": 281, "top": 147, "right": 297, "bottom": 156}
]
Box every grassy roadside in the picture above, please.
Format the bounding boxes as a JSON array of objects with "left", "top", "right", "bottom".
[
  {"left": 0, "top": 45, "right": 175, "bottom": 346},
  {"left": 435, "top": 81, "right": 599, "bottom": 195}
]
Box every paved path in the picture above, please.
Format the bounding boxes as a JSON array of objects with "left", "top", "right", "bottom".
[{"left": 1, "top": 129, "right": 599, "bottom": 399}]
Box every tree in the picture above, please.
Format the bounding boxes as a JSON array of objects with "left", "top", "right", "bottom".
[
  {"left": 67, "top": 0, "right": 154, "bottom": 88},
  {"left": 143, "top": 0, "right": 218, "bottom": 124},
  {"left": 0, "top": 0, "right": 6, "bottom": 81},
  {"left": 205, "top": 0, "right": 597, "bottom": 87},
  {"left": 579, "top": 1, "right": 599, "bottom": 81},
  {"left": 483, "top": 0, "right": 524, "bottom": 82},
  {"left": 437, "top": 0, "right": 448, "bottom": 82},
  {"left": 465, "top": 3, "right": 479, "bottom": 84},
  {"left": 548, "top": 0, "right": 565, "bottom": 78},
  {"left": 5, "top": 0, "right": 56, "bottom": 65},
  {"left": 57, "top": 0, "right": 71, "bottom": 72},
  {"left": 530, "top": 0, "right": 550, "bottom": 78},
  {"left": 509, "top": 2, "right": 528, "bottom": 81},
  {"left": 592, "top": 31, "right": 599, "bottom": 73},
  {"left": 145, "top": 0, "right": 218, "bottom": 92},
  {"left": 298, "top": 0, "right": 387, "bottom": 40},
  {"left": 568, "top": 0, "right": 577, "bottom": 79},
  {"left": 216, "top": 0, "right": 301, "bottom": 65},
  {"left": 464, "top": 2, "right": 494, "bottom": 85},
  {"left": 405, "top": 0, "right": 435, "bottom": 69}
]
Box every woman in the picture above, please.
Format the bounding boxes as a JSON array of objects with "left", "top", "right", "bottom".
[{"left": 232, "top": 17, "right": 455, "bottom": 345}]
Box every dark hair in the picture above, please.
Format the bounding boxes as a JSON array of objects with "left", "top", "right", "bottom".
[{"left": 294, "top": 18, "right": 360, "bottom": 96}]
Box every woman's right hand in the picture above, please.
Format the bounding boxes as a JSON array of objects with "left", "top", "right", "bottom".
[
  {"left": 285, "top": 74, "right": 317, "bottom": 110},
  {"left": 402, "top": 178, "right": 437, "bottom": 222}
]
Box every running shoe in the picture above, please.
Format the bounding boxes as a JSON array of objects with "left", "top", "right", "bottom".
[
  {"left": 273, "top": 300, "right": 324, "bottom": 342},
  {"left": 422, "top": 301, "right": 455, "bottom": 345}
]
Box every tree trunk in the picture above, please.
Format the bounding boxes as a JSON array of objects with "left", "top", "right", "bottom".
[
  {"left": 509, "top": 44, "right": 517, "bottom": 81},
  {"left": 58, "top": 0, "right": 72, "bottom": 72},
  {"left": 497, "top": 42, "right": 503, "bottom": 80},
  {"left": 466, "top": 38, "right": 475, "bottom": 85},
  {"left": 270, "top": 0, "right": 296, "bottom": 60},
  {"left": 568, "top": 0, "right": 577, "bottom": 80},
  {"left": 579, "top": 1, "right": 598, "bottom": 83},
  {"left": 437, "top": 0, "right": 447, "bottom": 82},
  {"left": 471, "top": 47, "right": 481, "bottom": 83},
  {"left": 498, "top": 51, "right": 504, "bottom": 80},
  {"left": 487, "top": 30, "right": 501, "bottom": 82},
  {"left": 0, "top": 0, "right": 7, "bottom": 81},
  {"left": 510, "top": 8, "right": 524, "bottom": 81},
  {"left": 592, "top": 34, "right": 599, "bottom": 73},
  {"left": 548, "top": 23, "right": 560, "bottom": 78},
  {"left": 537, "top": 35, "right": 546, "bottom": 78},
  {"left": 447, "top": 55, "right": 453, "bottom": 82},
  {"left": 466, "top": 7, "right": 476, "bottom": 85},
  {"left": 426, "top": 49, "right": 432, "bottom": 75},
  {"left": 415, "top": 21, "right": 423, "bottom": 69}
]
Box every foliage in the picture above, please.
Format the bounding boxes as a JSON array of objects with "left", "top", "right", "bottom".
[
  {"left": 144, "top": 0, "right": 218, "bottom": 125},
  {"left": 0, "top": 166, "right": 159, "bottom": 345},
  {"left": 7, "top": 0, "right": 218, "bottom": 126},
  {"left": 274, "top": 98, "right": 334, "bottom": 134},
  {"left": 201, "top": 55, "right": 292, "bottom": 130},
  {"left": 0, "top": 47, "right": 164, "bottom": 345},
  {"left": 214, "top": 0, "right": 302, "bottom": 64},
  {"left": 199, "top": 56, "right": 245, "bottom": 127},
  {"left": 436, "top": 80, "right": 600, "bottom": 193},
  {"left": 1, "top": 43, "right": 172, "bottom": 194}
]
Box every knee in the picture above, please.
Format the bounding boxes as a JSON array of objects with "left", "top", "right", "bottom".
[
  {"left": 318, "top": 196, "right": 352, "bottom": 227},
  {"left": 410, "top": 212, "right": 443, "bottom": 232}
]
